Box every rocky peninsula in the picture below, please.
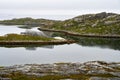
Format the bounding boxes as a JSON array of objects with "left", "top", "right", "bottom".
[
  {"left": 40, "top": 12, "right": 120, "bottom": 38},
  {"left": 38, "top": 27, "right": 120, "bottom": 38},
  {"left": 0, "top": 34, "right": 75, "bottom": 45}
]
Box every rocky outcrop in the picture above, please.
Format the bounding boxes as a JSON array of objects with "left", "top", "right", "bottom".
[
  {"left": 89, "top": 77, "right": 120, "bottom": 80},
  {"left": 72, "top": 12, "right": 117, "bottom": 22},
  {"left": 104, "top": 20, "right": 120, "bottom": 25},
  {"left": 94, "top": 12, "right": 116, "bottom": 19},
  {"left": 0, "top": 61, "right": 120, "bottom": 78}
]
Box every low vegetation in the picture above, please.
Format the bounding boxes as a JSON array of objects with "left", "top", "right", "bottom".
[
  {"left": 0, "top": 61, "right": 120, "bottom": 80},
  {"left": 0, "top": 72, "right": 117, "bottom": 80},
  {"left": 46, "top": 12, "right": 120, "bottom": 35},
  {"left": 2, "top": 73, "right": 89, "bottom": 80},
  {"left": 0, "top": 34, "right": 54, "bottom": 41}
]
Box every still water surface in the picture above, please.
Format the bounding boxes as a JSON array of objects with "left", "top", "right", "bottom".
[{"left": 0, "top": 25, "right": 120, "bottom": 66}]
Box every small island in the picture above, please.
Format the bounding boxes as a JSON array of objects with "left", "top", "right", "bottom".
[{"left": 0, "top": 34, "right": 74, "bottom": 45}]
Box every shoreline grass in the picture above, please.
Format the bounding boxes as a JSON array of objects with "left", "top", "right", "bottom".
[{"left": 0, "top": 34, "right": 54, "bottom": 41}]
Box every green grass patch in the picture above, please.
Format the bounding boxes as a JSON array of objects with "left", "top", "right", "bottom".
[
  {"left": 6, "top": 73, "right": 90, "bottom": 80},
  {"left": 2, "top": 73, "right": 118, "bottom": 80},
  {"left": 0, "top": 34, "right": 54, "bottom": 41}
]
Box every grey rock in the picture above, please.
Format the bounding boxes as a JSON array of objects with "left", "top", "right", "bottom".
[
  {"left": 89, "top": 77, "right": 120, "bottom": 80},
  {"left": 94, "top": 12, "right": 107, "bottom": 19},
  {"left": 104, "top": 21, "right": 120, "bottom": 25},
  {"left": 110, "top": 72, "right": 120, "bottom": 77},
  {"left": 0, "top": 61, "right": 120, "bottom": 77},
  {"left": 94, "top": 12, "right": 116, "bottom": 19},
  {"left": 0, "top": 77, "right": 11, "bottom": 80},
  {"left": 21, "top": 30, "right": 49, "bottom": 37}
]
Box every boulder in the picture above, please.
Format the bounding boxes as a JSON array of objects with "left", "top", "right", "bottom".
[{"left": 94, "top": 12, "right": 107, "bottom": 19}]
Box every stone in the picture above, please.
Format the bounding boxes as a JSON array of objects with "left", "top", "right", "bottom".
[
  {"left": 89, "top": 77, "right": 120, "bottom": 80},
  {"left": 94, "top": 12, "right": 107, "bottom": 19},
  {"left": 54, "top": 37, "right": 66, "bottom": 40},
  {"left": 0, "top": 61, "right": 120, "bottom": 78},
  {"left": 104, "top": 21, "right": 117, "bottom": 25},
  {"left": 0, "top": 77, "right": 12, "bottom": 80}
]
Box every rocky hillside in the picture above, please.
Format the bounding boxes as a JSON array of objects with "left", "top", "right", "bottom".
[{"left": 50, "top": 12, "right": 120, "bottom": 35}]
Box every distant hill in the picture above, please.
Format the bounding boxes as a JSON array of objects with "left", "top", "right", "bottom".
[
  {"left": 0, "top": 12, "right": 120, "bottom": 35},
  {"left": 0, "top": 17, "right": 57, "bottom": 26}
]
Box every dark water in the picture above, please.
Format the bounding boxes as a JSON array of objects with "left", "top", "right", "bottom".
[{"left": 0, "top": 25, "right": 120, "bottom": 66}]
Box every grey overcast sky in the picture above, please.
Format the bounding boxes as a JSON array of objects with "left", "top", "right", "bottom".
[
  {"left": 0, "top": 0, "right": 120, "bottom": 20},
  {"left": 0, "top": 0, "right": 120, "bottom": 10}
]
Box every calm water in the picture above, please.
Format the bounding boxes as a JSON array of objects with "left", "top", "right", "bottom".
[
  {"left": 0, "top": 25, "right": 120, "bottom": 66},
  {"left": 0, "top": 25, "right": 24, "bottom": 36}
]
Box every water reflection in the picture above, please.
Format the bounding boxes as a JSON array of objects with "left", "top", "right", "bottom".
[
  {"left": 25, "top": 45, "right": 54, "bottom": 50},
  {"left": 0, "top": 45, "right": 54, "bottom": 50},
  {"left": 52, "top": 32, "right": 120, "bottom": 51},
  {"left": 0, "top": 25, "right": 120, "bottom": 66},
  {"left": 0, "top": 43, "right": 120, "bottom": 66},
  {"left": 72, "top": 37, "right": 120, "bottom": 51}
]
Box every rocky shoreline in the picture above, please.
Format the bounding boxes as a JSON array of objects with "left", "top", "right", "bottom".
[
  {"left": 0, "top": 40, "right": 75, "bottom": 45},
  {"left": 0, "top": 61, "right": 120, "bottom": 80},
  {"left": 38, "top": 28, "right": 120, "bottom": 38}
]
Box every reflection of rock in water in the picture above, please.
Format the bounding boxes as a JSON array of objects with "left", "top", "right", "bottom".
[
  {"left": 41, "top": 45, "right": 54, "bottom": 49},
  {"left": 25, "top": 45, "right": 54, "bottom": 50},
  {"left": 25, "top": 47, "right": 37, "bottom": 50},
  {"left": 21, "top": 29, "right": 49, "bottom": 37},
  {"left": 70, "top": 36, "right": 120, "bottom": 50},
  {"left": 52, "top": 32, "right": 120, "bottom": 50}
]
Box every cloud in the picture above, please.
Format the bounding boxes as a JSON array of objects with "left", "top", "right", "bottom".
[
  {"left": 0, "top": 0, "right": 119, "bottom": 20},
  {"left": 0, "top": 0, "right": 119, "bottom": 10},
  {"left": 0, "top": 0, "right": 119, "bottom": 17}
]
